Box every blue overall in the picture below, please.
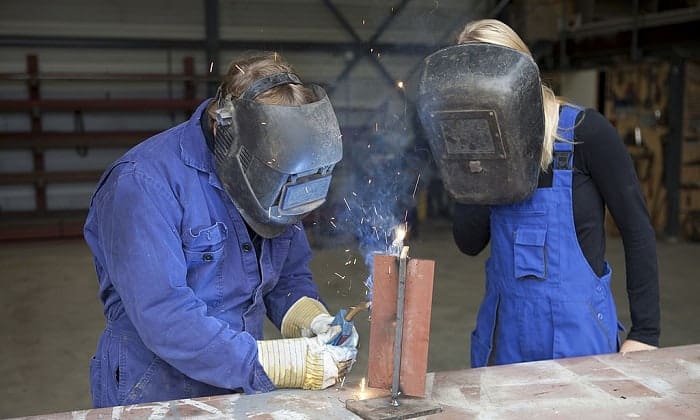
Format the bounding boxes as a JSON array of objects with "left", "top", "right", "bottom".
[
  {"left": 84, "top": 100, "right": 322, "bottom": 406},
  {"left": 470, "top": 105, "right": 621, "bottom": 367}
]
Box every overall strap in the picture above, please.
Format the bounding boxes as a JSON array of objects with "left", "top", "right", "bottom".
[{"left": 553, "top": 105, "right": 582, "bottom": 171}]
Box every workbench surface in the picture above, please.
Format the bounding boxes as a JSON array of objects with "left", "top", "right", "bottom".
[{"left": 16, "top": 344, "right": 700, "bottom": 419}]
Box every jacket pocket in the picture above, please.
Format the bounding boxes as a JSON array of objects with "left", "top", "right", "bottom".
[
  {"left": 513, "top": 227, "right": 547, "bottom": 280},
  {"left": 183, "top": 222, "right": 228, "bottom": 308},
  {"left": 121, "top": 356, "right": 165, "bottom": 406}
]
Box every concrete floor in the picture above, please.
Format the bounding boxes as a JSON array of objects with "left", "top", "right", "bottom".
[{"left": 1, "top": 217, "right": 699, "bottom": 418}]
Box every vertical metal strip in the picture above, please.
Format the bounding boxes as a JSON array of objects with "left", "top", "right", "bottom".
[{"left": 391, "top": 245, "right": 410, "bottom": 405}]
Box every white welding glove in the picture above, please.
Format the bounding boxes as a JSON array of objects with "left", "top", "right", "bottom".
[
  {"left": 257, "top": 326, "right": 358, "bottom": 390},
  {"left": 281, "top": 297, "right": 359, "bottom": 348},
  {"left": 309, "top": 313, "right": 359, "bottom": 348},
  {"left": 281, "top": 297, "right": 329, "bottom": 338}
]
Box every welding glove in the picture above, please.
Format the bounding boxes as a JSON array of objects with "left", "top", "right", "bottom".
[
  {"left": 281, "top": 296, "right": 358, "bottom": 348},
  {"left": 257, "top": 326, "right": 358, "bottom": 390}
]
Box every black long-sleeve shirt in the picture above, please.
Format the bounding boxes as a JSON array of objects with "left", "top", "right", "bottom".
[{"left": 453, "top": 108, "right": 660, "bottom": 347}]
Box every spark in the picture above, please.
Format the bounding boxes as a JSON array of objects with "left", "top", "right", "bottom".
[
  {"left": 370, "top": 48, "right": 374, "bottom": 53},
  {"left": 362, "top": 19, "right": 366, "bottom": 25},
  {"left": 235, "top": 64, "right": 245, "bottom": 74},
  {"left": 360, "top": 217, "right": 364, "bottom": 224},
  {"left": 352, "top": 191, "right": 357, "bottom": 196},
  {"left": 209, "top": 61, "right": 214, "bottom": 73},
  {"left": 396, "top": 80, "right": 404, "bottom": 89},
  {"left": 344, "top": 197, "right": 351, "bottom": 211},
  {"left": 404, "top": 209, "right": 409, "bottom": 222},
  {"left": 353, "top": 258, "right": 357, "bottom": 265},
  {"left": 345, "top": 249, "right": 350, "bottom": 252},
  {"left": 375, "top": 122, "right": 378, "bottom": 132},
  {"left": 334, "top": 272, "right": 346, "bottom": 280},
  {"left": 412, "top": 173, "right": 421, "bottom": 197},
  {"left": 261, "top": 122, "right": 267, "bottom": 125},
  {"left": 345, "top": 260, "right": 352, "bottom": 266},
  {"left": 377, "top": 52, "right": 381, "bottom": 59},
  {"left": 330, "top": 220, "right": 336, "bottom": 228},
  {"left": 293, "top": 224, "right": 302, "bottom": 231},
  {"left": 373, "top": 206, "right": 378, "bottom": 216},
  {"left": 368, "top": 178, "right": 373, "bottom": 185}
]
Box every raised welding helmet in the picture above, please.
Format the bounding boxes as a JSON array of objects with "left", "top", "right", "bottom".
[
  {"left": 212, "top": 73, "right": 343, "bottom": 238},
  {"left": 416, "top": 43, "right": 544, "bottom": 204}
]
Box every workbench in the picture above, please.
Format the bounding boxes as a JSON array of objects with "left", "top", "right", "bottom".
[{"left": 19, "top": 344, "right": 700, "bottom": 419}]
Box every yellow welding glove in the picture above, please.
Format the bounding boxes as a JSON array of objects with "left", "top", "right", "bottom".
[
  {"left": 256, "top": 327, "right": 358, "bottom": 390},
  {"left": 281, "top": 296, "right": 331, "bottom": 338}
]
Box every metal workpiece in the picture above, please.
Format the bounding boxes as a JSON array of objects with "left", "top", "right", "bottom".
[
  {"left": 366, "top": 253, "right": 436, "bottom": 398},
  {"left": 390, "top": 245, "right": 410, "bottom": 406},
  {"left": 25, "top": 345, "right": 700, "bottom": 419}
]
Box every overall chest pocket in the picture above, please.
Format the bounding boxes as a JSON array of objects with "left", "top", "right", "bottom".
[
  {"left": 183, "top": 222, "right": 228, "bottom": 309},
  {"left": 513, "top": 227, "right": 548, "bottom": 280}
]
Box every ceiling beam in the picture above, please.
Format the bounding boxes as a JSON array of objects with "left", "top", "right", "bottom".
[{"left": 323, "top": 0, "right": 412, "bottom": 94}]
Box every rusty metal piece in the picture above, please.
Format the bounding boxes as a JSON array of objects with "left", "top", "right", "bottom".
[
  {"left": 346, "top": 396, "right": 442, "bottom": 420},
  {"left": 366, "top": 252, "right": 436, "bottom": 398}
]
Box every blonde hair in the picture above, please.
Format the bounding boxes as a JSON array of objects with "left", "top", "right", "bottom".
[{"left": 457, "top": 19, "right": 563, "bottom": 170}]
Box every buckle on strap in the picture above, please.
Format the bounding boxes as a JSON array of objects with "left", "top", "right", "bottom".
[{"left": 554, "top": 151, "right": 573, "bottom": 170}]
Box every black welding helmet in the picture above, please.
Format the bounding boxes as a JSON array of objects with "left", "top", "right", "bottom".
[
  {"left": 417, "top": 43, "right": 544, "bottom": 204},
  {"left": 212, "top": 73, "right": 343, "bottom": 238}
]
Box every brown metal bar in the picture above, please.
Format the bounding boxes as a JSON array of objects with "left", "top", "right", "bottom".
[
  {"left": 0, "top": 210, "right": 87, "bottom": 241},
  {"left": 0, "top": 98, "right": 203, "bottom": 112},
  {"left": 0, "top": 72, "right": 215, "bottom": 82},
  {"left": 0, "top": 170, "right": 103, "bottom": 185},
  {"left": 0, "top": 131, "right": 154, "bottom": 149},
  {"left": 367, "top": 253, "right": 435, "bottom": 397}
]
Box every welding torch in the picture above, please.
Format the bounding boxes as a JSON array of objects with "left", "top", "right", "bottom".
[{"left": 330, "top": 300, "right": 370, "bottom": 346}]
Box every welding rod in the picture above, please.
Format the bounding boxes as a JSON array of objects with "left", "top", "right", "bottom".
[
  {"left": 391, "top": 245, "right": 410, "bottom": 406},
  {"left": 344, "top": 300, "right": 370, "bottom": 321}
]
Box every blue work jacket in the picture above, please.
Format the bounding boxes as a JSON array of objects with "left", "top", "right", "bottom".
[
  {"left": 84, "top": 100, "right": 322, "bottom": 407},
  {"left": 471, "top": 105, "right": 621, "bottom": 367}
]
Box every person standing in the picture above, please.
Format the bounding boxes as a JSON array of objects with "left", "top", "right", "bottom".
[{"left": 418, "top": 20, "right": 659, "bottom": 367}]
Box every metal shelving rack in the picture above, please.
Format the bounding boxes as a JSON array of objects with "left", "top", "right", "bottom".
[{"left": 0, "top": 54, "right": 206, "bottom": 240}]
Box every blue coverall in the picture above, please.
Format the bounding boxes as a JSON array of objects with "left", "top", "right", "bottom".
[
  {"left": 471, "top": 105, "right": 621, "bottom": 367},
  {"left": 84, "top": 100, "right": 322, "bottom": 407}
]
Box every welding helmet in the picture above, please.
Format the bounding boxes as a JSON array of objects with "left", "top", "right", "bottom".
[
  {"left": 417, "top": 43, "right": 544, "bottom": 204},
  {"left": 212, "top": 72, "right": 343, "bottom": 238}
]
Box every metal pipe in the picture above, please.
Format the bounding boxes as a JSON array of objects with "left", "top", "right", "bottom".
[{"left": 391, "top": 245, "right": 410, "bottom": 406}]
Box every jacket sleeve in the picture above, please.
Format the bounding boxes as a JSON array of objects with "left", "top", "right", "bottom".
[
  {"left": 91, "top": 163, "right": 274, "bottom": 393},
  {"left": 452, "top": 203, "right": 491, "bottom": 256},
  {"left": 579, "top": 109, "right": 660, "bottom": 346},
  {"left": 263, "top": 224, "right": 323, "bottom": 329}
]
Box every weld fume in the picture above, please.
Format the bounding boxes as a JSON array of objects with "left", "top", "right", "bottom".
[{"left": 336, "top": 132, "right": 424, "bottom": 303}]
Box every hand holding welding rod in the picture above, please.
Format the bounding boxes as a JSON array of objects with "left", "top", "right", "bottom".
[{"left": 329, "top": 301, "right": 368, "bottom": 347}]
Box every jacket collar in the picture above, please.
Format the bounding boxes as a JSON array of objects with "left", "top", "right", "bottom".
[{"left": 179, "top": 99, "right": 223, "bottom": 189}]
